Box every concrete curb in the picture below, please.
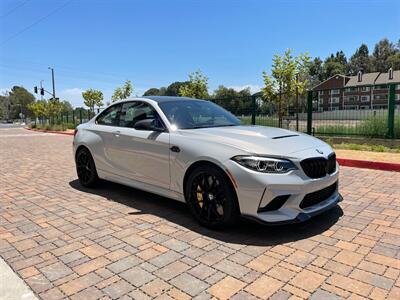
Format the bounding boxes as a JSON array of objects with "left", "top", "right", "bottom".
[
  {"left": 337, "top": 158, "right": 400, "bottom": 172},
  {"left": 0, "top": 257, "right": 38, "bottom": 300},
  {"left": 25, "top": 128, "right": 400, "bottom": 172},
  {"left": 25, "top": 127, "right": 74, "bottom": 136}
]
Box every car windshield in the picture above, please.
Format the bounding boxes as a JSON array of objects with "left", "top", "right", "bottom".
[{"left": 158, "top": 100, "right": 241, "bottom": 129}]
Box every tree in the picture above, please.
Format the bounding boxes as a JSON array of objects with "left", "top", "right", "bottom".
[
  {"left": 308, "top": 57, "right": 324, "bottom": 85},
  {"left": 387, "top": 52, "right": 400, "bottom": 70},
  {"left": 262, "top": 49, "right": 310, "bottom": 127},
  {"left": 348, "top": 44, "right": 371, "bottom": 75},
  {"left": 27, "top": 100, "right": 47, "bottom": 122},
  {"left": 212, "top": 85, "right": 252, "bottom": 115},
  {"left": 60, "top": 100, "right": 73, "bottom": 112},
  {"left": 47, "top": 99, "right": 63, "bottom": 119},
  {"left": 143, "top": 88, "right": 161, "bottom": 96},
  {"left": 82, "top": 89, "right": 104, "bottom": 112},
  {"left": 8, "top": 86, "right": 35, "bottom": 119},
  {"left": 372, "top": 38, "right": 397, "bottom": 72},
  {"left": 112, "top": 80, "right": 133, "bottom": 101},
  {"left": 179, "top": 70, "right": 209, "bottom": 99},
  {"left": 323, "top": 52, "right": 347, "bottom": 78},
  {"left": 166, "top": 81, "right": 189, "bottom": 96}
]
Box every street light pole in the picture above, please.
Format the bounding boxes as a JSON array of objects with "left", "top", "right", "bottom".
[{"left": 48, "top": 67, "right": 56, "bottom": 99}]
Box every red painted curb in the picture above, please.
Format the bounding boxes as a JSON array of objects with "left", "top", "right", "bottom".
[
  {"left": 25, "top": 127, "right": 74, "bottom": 136},
  {"left": 337, "top": 158, "right": 400, "bottom": 172}
]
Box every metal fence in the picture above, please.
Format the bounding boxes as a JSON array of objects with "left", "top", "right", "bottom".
[
  {"left": 33, "top": 108, "right": 103, "bottom": 129},
  {"left": 211, "top": 83, "right": 399, "bottom": 139},
  {"left": 306, "top": 83, "right": 399, "bottom": 139},
  {"left": 33, "top": 83, "right": 399, "bottom": 139}
]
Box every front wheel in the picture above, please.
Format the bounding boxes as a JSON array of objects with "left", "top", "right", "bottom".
[
  {"left": 76, "top": 148, "right": 99, "bottom": 187},
  {"left": 185, "top": 165, "right": 240, "bottom": 229}
]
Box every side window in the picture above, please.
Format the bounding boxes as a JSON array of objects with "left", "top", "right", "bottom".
[
  {"left": 96, "top": 104, "right": 122, "bottom": 126},
  {"left": 120, "top": 102, "right": 161, "bottom": 128}
]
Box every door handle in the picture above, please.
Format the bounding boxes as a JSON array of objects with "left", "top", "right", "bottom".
[
  {"left": 170, "top": 146, "right": 180, "bottom": 153},
  {"left": 113, "top": 130, "right": 121, "bottom": 137}
]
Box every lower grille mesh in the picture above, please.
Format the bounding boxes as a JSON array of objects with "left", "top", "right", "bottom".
[{"left": 300, "top": 182, "right": 337, "bottom": 209}]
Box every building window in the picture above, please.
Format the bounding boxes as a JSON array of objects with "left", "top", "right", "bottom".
[
  {"left": 331, "top": 97, "right": 340, "bottom": 104},
  {"left": 345, "top": 87, "right": 357, "bottom": 93},
  {"left": 374, "top": 84, "right": 387, "bottom": 90},
  {"left": 373, "top": 104, "right": 388, "bottom": 109},
  {"left": 345, "top": 96, "right": 358, "bottom": 102},
  {"left": 373, "top": 94, "right": 388, "bottom": 100},
  {"left": 344, "top": 105, "right": 359, "bottom": 110},
  {"left": 395, "top": 94, "right": 400, "bottom": 101},
  {"left": 396, "top": 84, "right": 400, "bottom": 90},
  {"left": 318, "top": 99, "right": 323, "bottom": 104},
  {"left": 361, "top": 95, "right": 370, "bottom": 102},
  {"left": 328, "top": 107, "right": 339, "bottom": 111},
  {"left": 331, "top": 89, "right": 340, "bottom": 95},
  {"left": 360, "top": 86, "right": 371, "bottom": 92},
  {"left": 360, "top": 106, "right": 369, "bottom": 110}
]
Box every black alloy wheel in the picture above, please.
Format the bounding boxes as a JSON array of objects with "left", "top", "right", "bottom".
[
  {"left": 76, "top": 148, "right": 98, "bottom": 187},
  {"left": 185, "top": 165, "right": 239, "bottom": 229}
]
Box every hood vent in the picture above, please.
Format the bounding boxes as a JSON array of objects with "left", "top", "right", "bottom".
[{"left": 271, "top": 134, "right": 299, "bottom": 139}]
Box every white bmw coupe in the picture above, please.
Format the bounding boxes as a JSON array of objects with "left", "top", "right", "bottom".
[{"left": 73, "top": 96, "right": 342, "bottom": 228}]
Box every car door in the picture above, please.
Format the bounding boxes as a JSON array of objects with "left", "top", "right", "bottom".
[
  {"left": 89, "top": 103, "right": 123, "bottom": 174},
  {"left": 111, "top": 101, "right": 170, "bottom": 189}
]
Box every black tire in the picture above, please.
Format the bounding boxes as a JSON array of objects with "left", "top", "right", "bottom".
[
  {"left": 76, "top": 148, "right": 99, "bottom": 187},
  {"left": 185, "top": 165, "right": 240, "bottom": 229}
]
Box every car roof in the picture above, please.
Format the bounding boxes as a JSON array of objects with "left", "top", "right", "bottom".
[{"left": 142, "top": 96, "right": 205, "bottom": 103}]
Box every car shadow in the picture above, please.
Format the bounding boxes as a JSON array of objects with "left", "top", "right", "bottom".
[{"left": 69, "top": 179, "right": 343, "bottom": 247}]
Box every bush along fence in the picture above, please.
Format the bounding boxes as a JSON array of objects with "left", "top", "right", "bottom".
[
  {"left": 32, "top": 83, "right": 399, "bottom": 139},
  {"left": 31, "top": 108, "right": 103, "bottom": 131}
]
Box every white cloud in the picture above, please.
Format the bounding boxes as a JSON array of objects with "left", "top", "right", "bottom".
[
  {"left": 58, "top": 88, "right": 85, "bottom": 107},
  {"left": 228, "top": 84, "right": 262, "bottom": 94}
]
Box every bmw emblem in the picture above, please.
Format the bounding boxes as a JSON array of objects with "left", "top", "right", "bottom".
[{"left": 316, "top": 149, "right": 323, "bottom": 154}]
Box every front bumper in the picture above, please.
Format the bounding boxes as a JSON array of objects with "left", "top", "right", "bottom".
[
  {"left": 244, "top": 193, "right": 343, "bottom": 225},
  {"left": 225, "top": 158, "right": 341, "bottom": 224}
]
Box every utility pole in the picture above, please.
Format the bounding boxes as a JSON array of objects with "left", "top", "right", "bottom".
[{"left": 48, "top": 67, "right": 56, "bottom": 99}]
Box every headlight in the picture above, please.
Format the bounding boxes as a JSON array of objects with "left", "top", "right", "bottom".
[{"left": 231, "top": 156, "right": 297, "bottom": 173}]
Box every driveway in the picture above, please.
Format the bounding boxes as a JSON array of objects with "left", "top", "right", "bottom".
[{"left": 0, "top": 128, "right": 399, "bottom": 299}]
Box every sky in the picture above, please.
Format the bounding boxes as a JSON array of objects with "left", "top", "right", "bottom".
[{"left": 0, "top": 0, "right": 399, "bottom": 107}]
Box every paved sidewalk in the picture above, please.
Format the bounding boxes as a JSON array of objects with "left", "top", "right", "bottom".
[{"left": 0, "top": 128, "right": 399, "bottom": 299}]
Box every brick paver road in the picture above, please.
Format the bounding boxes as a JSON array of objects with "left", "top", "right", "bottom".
[{"left": 1, "top": 128, "right": 399, "bottom": 300}]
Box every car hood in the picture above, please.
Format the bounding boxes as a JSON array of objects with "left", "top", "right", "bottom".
[{"left": 178, "top": 125, "right": 328, "bottom": 156}]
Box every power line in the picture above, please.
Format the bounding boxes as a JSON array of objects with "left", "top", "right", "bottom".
[
  {"left": 0, "top": 0, "right": 31, "bottom": 18},
  {"left": 0, "top": 0, "right": 73, "bottom": 46}
]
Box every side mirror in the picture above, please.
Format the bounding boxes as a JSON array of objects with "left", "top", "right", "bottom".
[{"left": 134, "top": 119, "right": 164, "bottom": 132}]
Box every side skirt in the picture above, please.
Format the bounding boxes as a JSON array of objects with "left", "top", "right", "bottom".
[{"left": 97, "top": 168, "right": 185, "bottom": 202}]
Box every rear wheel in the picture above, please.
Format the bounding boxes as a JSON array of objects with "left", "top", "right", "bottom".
[
  {"left": 76, "top": 148, "right": 99, "bottom": 187},
  {"left": 185, "top": 165, "right": 239, "bottom": 229}
]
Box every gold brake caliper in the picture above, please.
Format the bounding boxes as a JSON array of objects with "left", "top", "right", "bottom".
[{"left": 196, "top": 185, "right": 203, "bottom": 208}]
